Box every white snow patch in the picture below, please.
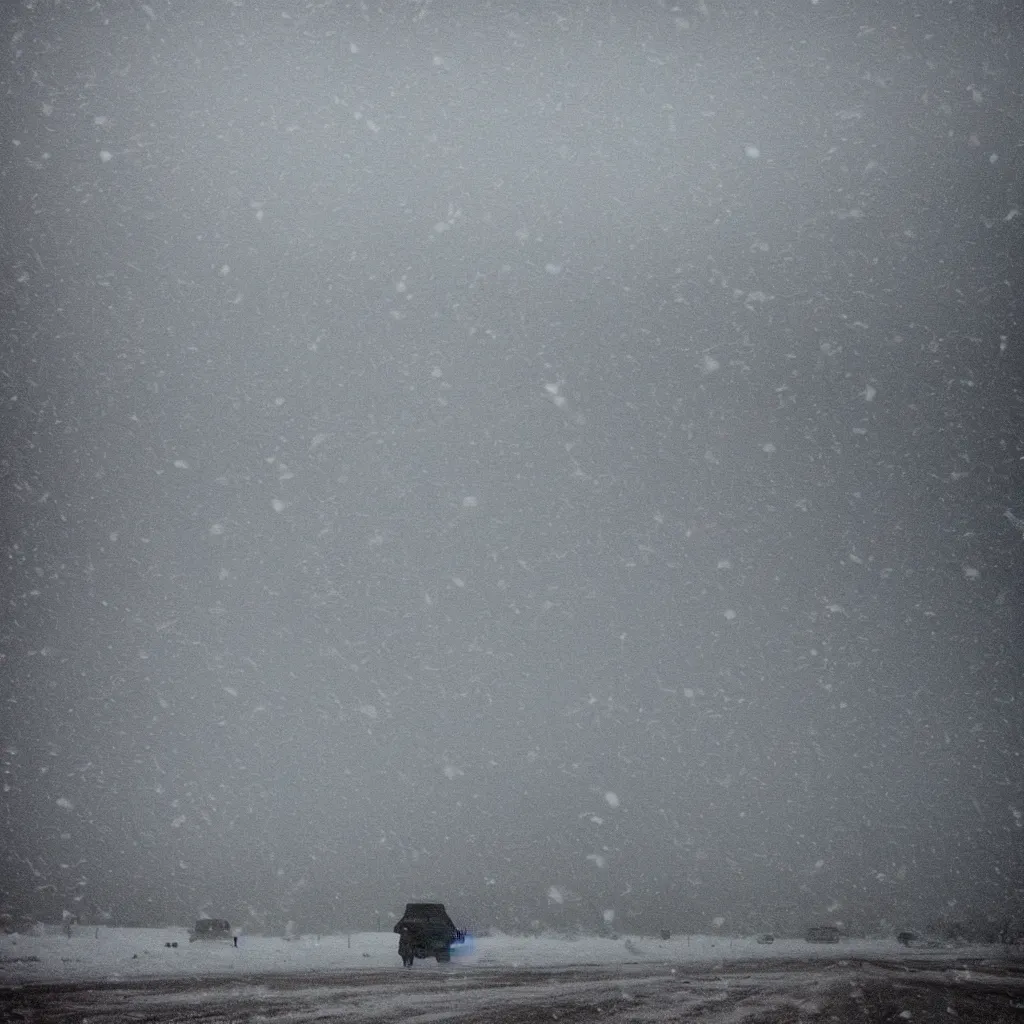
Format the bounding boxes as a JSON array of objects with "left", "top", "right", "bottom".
[
  {"left": 723, "top": 609, "right": 737, "bottom": 620},
  {"left": 604, "top": 791, "right": 620, "bottom": 808},
  {"left": 56, "top": 797, "right": 73, "bottom": 810},
  {"left": 271, "top": 499, "right": 287, "bottom": 513},
  {"left": 99, "top": 150, "right": 113, "bottom": 162}
]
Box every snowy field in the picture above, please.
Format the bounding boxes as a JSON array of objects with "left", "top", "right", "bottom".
[
  {"left": 0, "top": 926, "right": 991, "bottom": 984},
  {"left": 3, "top": 929, "right": 1023, "bottom": 1022}
]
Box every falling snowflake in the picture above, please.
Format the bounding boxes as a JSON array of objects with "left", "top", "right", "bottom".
[{"left": 544, "top": 382, "right": 568, "bottom": 408}]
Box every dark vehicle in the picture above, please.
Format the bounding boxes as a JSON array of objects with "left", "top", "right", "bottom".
[
  {"left": 805, "top": 925, "right": 841, "bottom": 943},
  {"left": 897, "top": 931, "right": 918, "bottom": 947},
  {"left": 393, "top": 903, "right": 466, "bottom": 966},
  {"left": 190, "top": 918, "right": 232, "bottom": 942}
]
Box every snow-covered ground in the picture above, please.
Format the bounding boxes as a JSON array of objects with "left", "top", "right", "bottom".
[
  {"left": 0, "top": 926, "right": 1000, "bottom": 986},
  {"left": 4, "top": 930, "right": 1022, "bottom": 1023}
]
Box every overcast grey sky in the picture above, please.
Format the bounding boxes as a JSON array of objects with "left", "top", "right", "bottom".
[{"left": 2, "top": 0, "right": 1022, "bottom": 938}]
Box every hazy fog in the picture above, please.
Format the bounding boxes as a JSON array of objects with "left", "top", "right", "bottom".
[{"left": 2, "top": 0, "right": 1021, "bottom": 939}]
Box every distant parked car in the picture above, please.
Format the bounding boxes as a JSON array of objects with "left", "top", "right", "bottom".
[
  {"left": 805, "top": 925, "right": 840, "bottom": 943},
  {"left": 897, "top": 931, "right": 918, "bottom": 947},
  {"left": 755, "top": 933, "right": 775, "bottom": 944},
  {"left": 190, "top": 918, "right": 232, "bottom": 942}
]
